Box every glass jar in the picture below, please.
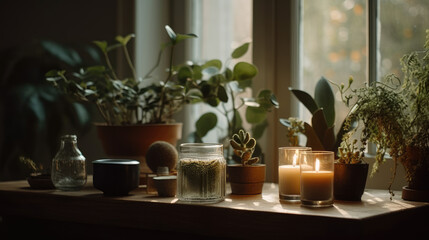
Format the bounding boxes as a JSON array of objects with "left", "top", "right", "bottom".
[
  {"left": 177, "top": 143, "right": 226, "bottom": 203},
  {"left": 51, "top": 135, "right": 87, "bottom": 191}
]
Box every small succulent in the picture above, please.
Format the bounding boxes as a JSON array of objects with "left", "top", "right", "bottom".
[{"left": 230, "top": 129, "right": 260, "bottom": 166}]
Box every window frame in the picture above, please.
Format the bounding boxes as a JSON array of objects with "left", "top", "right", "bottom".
[{"left": 252, "top": 0, "right": 396, "bottom": 182}]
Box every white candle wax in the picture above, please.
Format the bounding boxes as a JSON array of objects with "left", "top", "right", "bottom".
[{"left": 279, "top": 165, "right": 301, "bottom": 195}]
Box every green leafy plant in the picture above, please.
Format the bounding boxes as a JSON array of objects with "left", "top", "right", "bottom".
[
  {"left": 230, "top": 129, "right": 259, "bottom": 166},
  {"left": 46, "top": 25, "right": 197, "bottom": 125},
  {"left": 336, "top": 29, "right": 429, "bottom": 193},
  {"left": 280, "top": 77, "right": 355, "bottom": 153},
  {"left": 186, "top": 43, "right": 278, "bottom": 160}
]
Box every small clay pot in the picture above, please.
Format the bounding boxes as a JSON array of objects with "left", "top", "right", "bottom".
[
  {"left": 153, "top": 175, "right": 177, "bottom": 197},
  {"left": 334, "top": 162, "right": 368, "bottom": 201},
  {"left": 227, "top": 164, "right": 266, "bottom": 195}
]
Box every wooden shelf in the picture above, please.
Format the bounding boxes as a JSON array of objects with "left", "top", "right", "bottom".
[{"left": 0, "top": 177, "right": 428, "bottom": 239}]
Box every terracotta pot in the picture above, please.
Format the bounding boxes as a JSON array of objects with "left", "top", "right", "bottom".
[
  {"left": 95, "top": 123, "right": 182, "bottom": 174},
  {"left": 227, "top": 164, "right": 266, "bottom": 195},
  {"left": 334, "top": 162, "right": 368, "bottom": 201}
]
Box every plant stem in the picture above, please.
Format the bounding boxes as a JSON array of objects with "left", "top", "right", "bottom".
[
  {"left": 104, "top": 52, "right": 118, "bottom": 80},
  {"left": 157, "top": 45, "right": 175, "bottom": 122},
  {"left": 123, "top": 45, "right": 137, "bottom": 81},
  {"left": 230, "top": 86, "right": 237, "bottom": 135}
]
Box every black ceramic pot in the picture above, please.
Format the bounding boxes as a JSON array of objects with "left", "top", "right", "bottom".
[
  {"left": 334, "top": 163, "right": 369, "bottom": 201},
  {"left": 93, "top": 159, "right": 140, "bottom": 196}
]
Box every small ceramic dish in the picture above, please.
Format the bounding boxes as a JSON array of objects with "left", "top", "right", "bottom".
[
  {"left": 153, "top": 175, "right": 177, "bottom": 197},
  {"left": 93, "top": 159, "right": 140, "bottom": 196}
]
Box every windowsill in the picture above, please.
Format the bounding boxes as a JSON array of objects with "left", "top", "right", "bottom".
[{"left": 1, "top": 176, "right": 427, "bottom": 238}]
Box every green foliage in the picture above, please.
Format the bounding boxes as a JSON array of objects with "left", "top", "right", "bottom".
[
  {"left": 230, "top": 130, "right": 259, "bottom": 166},
  {"left": 190, "top": 43, "right": 278, "bottom": 159},
  {"left": 280, "top": 77, "right": 354, "bottom": 154},
  {"left": 336, "top": 29, "right": 429, "bottom": 192},
  {"left": 46, "top": 26, "right": 197, "bottom": 125}
]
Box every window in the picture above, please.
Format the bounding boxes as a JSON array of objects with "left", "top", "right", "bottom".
[
  {"left": 300, "top": 0, "right": 429, "bottom": 144},
  {"left": 187, "top": 0, "right": 253, "bottom": 143},
  {"left": 252, "top": 0, "right": 429, "bottom": 183}
]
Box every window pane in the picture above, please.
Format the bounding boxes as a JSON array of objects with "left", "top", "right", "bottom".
[
  {"left": 190, "top": 0, "right": 253, "bottom": 143},
  {"left": 380, "top": 0, "right": 429, "bottom": 79},
  {"left": 301, "top": 0, "right": 367, "bottom": 132}
]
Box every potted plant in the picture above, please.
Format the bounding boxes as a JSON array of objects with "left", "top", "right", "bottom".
[
  {"left": 227, "top": 129, "right": 265, "bottom": 195},
  {"left": 337, "top": 30, "right": 429, "bottom": 201},
  {"left": 20, "top": 156, "right": 54, "bottom": 189},
  {"left": 334, "top": 132, "right": 368, "bottom": 201},
  {"left": 46, "top": 26, "right": 198, "bottom": 173},
  {"left": 280, "top": 77, "right": 356, "bottom": 154}
]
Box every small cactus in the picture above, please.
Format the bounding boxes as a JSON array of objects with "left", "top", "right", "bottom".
[{"left": 230, "top": 129, "right": 260, "bottom": 166}]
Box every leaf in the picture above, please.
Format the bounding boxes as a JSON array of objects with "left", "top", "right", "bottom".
[
  {"left": 115, "top": 34, "right": 135, "bottom": 46},
  {"left": 165, "top": 25, "right": 197, "bottom": 45},
  {"left": 256, "top": 89, "right": 277, "bottom": 110},
  {"left": 246, "top": 106, "right": 266, "bottom": 124},
  {"left": 165, "top": 25, "right": 177, "bottom": 43},
  {"left": 289, "top": 88, "right": 318, "bottom": 114},
  {"left": 106, "top": 43, "right": 121, "bottom": 52},
  {"left": 231, "top": 43, "right": 250, "bottom": 59},
  {"left": 217, "top": 85, "right": 228, "bottom": 102},
  {"left": 243, "top": 98, "right": 260, "bottom": 107},
  {"left": 233, "top": 62, "right": 258, "bottom": 81},
  {"left": 41, "top": 40, "right": 82, "bottom": 67},
  {"left": 246, "top": 157, "right": 260, "bottom": 165},
  {"left": 175, "top": 33, "right": 198, "bottom": 44},
  {"left": 311, "top": 108, "right": 329, "bottom": 144},
  {"left": 323, "top": 126, "right": 336, "bottom": 151},
  {"left": 304, "top": 122, "right": 324, "bottom": 150},
  {"left": 202, "top": 59, "right": 222, "bottom": 70},
  {"left": 314, "top": 76, "right": 335, "bottom": 127},
  {"left": 279, "top": 118, "right": 291, "bottom": 128},
  {"left": 224, "top": 68, "right": 233, "bottom": 82},
  {"left": 177, "top": 66, "right": 193, "bottom": 84},
  {"left": 93, "top": 41, "right": 108, "bottom": 53},
  {"left": 270, "top": 94, "right": 279, "bottom": 108},
  {"left": 196, "top": 112, "right": 217, "bottom": 138}
]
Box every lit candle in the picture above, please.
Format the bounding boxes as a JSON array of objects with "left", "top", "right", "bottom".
[
  {"left": 278, "top": 147, "right": 311, "bottom": 201},
  {"left": 279, "top": 151, "right": 300, "bottom": 195},
  {"left": 300, "top": 152, "right": 334, "bottom": 207}
]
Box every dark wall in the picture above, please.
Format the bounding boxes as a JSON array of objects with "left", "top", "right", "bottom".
[
  {"left": 1, "top": 0, "right": 118, "bottom": 49},
  {"left": 0, "top": 0, "right": 131, "bottom": 180}
]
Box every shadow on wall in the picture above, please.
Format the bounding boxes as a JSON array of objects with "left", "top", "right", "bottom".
[{"left": 0, "top": 40, "right": 104, "bottom": 180}]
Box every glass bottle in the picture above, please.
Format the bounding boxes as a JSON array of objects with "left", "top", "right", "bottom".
[
  {"left": 177, "top": 143, "right": 226, "bottom": 203},
  {"left": 51, "top": 135, "right": 86, "bottom": 191}
]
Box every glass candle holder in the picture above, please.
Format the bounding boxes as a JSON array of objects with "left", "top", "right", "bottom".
[
  {"left": 177, "top": 143, "right": 226, "bottom": 203},
  {"left": 278, "top": 147, "right": 311, "bottom": 202},
  {"left": 300, "top": 151, "right": 334, "bottom": 207}
]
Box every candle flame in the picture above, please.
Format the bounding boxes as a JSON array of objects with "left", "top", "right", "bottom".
[
  {"left": 315, "top": 158, "right": 320, "bottom": 172},
  {"left": 293, "top": 152, "right": 298, "bottom": 166}
]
